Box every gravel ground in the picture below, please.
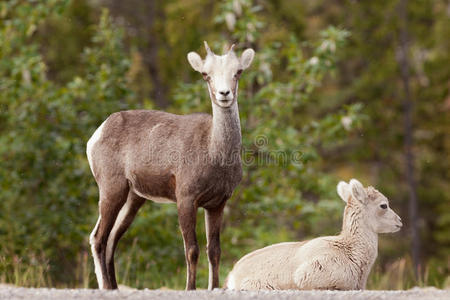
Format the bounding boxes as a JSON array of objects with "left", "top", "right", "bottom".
[{"left": 0, "top": 287, "right": 448, "bottom": 300}]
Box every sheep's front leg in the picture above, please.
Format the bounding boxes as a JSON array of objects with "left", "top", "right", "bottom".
[
  {"left": 178, "top": 200, "right": 199, "bottom": 290},
  {"left": 294, "top": 260, "right": 330, "bottom": 290},
  {"left": 205, "top": 202, "right": 225, "bottom": 290},
  {"left": 294, "top": 259, "right": 354, "bottom": 290},
  {"left": 359, "top": 271, "right": 370, "bottom": 290}
]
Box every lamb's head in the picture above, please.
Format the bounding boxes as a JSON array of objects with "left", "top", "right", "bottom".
[
  {"left": 337, "top": 179, "right": 403, "bottom": 234},
  {"left": 187, "top": 41, "right": 255, "bottom": 108}
]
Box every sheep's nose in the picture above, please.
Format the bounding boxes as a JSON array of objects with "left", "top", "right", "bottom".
[
  {"left": 219, "top": 90, "right": 230, "bottom": 96},
  {"left": 397, "top": 215, "right": 403, "bottom": 226}
]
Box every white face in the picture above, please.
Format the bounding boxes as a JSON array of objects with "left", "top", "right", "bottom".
[
  {"left": 202, "top": 53, "right": 241, "bottom": 106},
  {"left": 337, "top": 179, "right": 403, "bottom": 234},
  {"left": 364, "top": 188, "right": 403, "bottom": 233},
  {"left": 187, "top": 42, "right": 255, "bottom": 108}
]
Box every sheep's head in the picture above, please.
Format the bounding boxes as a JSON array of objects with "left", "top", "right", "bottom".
[
  {"left": 187, "top": 41, "right": 255, "bottom": 108},
  {"left": 337, "top": 179, "right": 403, "bottom": 234}
]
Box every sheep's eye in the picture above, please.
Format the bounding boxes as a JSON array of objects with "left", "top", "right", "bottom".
[
  {"left": 380, "top": 204, "right": 387, "bottom": 209},
  {"left": 202, "top": 72, "right": 210, "bottom": 80},
  {"left": 235, "top": 69, "right": 243, "bottom": 77}
]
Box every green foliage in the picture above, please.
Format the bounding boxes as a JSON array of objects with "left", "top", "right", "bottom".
[
  {"left": 172, "top": 0, "right": 361, "bottom": 288},
  {"left": 0, "top": 1, "right": 138, "bottom": 286},
  {"left": 321, "top": 0, "right": 450, "bottom": 264},
  {"left": 0, "top": 0, "right": 448, "bottom": 290}
]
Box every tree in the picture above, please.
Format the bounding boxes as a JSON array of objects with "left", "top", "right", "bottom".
[
  {"left": 0, "top": 0, "right": 138, "bottom": 286},
  {"left": 172, "top": 0, "right": 359, "bottom": 287},
  {"left": 306, "top": 0, "right": 449, "bottom": 285},
  {"left": 397, "top": 0, "right": 420, "bottom": 279},
  {"left": 1, "top": 0, "right": 448, "bottom": 289}
]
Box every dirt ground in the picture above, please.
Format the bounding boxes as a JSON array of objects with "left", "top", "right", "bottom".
[{"left": 0, "top": 286, "right": 448, "bottom": 300}]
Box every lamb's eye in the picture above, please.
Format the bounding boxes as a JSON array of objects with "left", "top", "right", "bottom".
[
  {"left": 380, "top": 204, "right": 387, "bottom": 209},
  {"left": 235, "top": 69, "right": 243, "bottom": 77}
]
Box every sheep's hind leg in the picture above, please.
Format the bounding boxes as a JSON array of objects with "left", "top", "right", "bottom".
[
  {"left": 105, "top": 191, "right": 146, "bottom": 289},
  {"left": 90, "top": 180, "right": 129, "bottom": 289}
]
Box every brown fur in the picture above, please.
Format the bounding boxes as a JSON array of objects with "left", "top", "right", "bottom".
[
  {"left": 88, "top": 43, "right": 254, "bottom": 291},
  {"left": 88, "top": 109, "right": 242, "bottom": 290}
]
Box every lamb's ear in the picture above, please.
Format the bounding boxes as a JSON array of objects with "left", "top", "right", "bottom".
[
  {"left": 337, "top": 181, "right": 350, "bottom": 203},
  {"left": 240, "top": 48, "right": 255, "bottom": 70},
  {"left": 187, "top": 52, "right": 203, "bottom": 73},
  {"left": 350, "top": 179, "right": 368, "bottom": 204}
]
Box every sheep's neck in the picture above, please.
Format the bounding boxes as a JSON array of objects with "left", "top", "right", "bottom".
[
  {"left": 210, "top": 101, "right": 242, "bottom": 160},
  {"left": 340, "top": 205, "right": 379, "bottom": 278}
]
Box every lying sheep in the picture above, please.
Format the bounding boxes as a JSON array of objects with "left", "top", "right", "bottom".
[{"left": 225, "top": 179, "right": 402, "bottom": 291}]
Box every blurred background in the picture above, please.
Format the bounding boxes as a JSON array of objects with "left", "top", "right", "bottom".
[{"left": 0, "top": 0, "right": 449, "bottom": 290}]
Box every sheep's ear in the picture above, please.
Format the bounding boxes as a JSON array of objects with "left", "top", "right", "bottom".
[
  {"left": 187, "top": 52, "right": 204, "bottom": 73},
  {"left": 350, "top": 179, "right": 368, "bottom": 204},
  {"left": 240, "top": 48, "right": 255, "bottom": 70},
  {"left": 337, "top": 181, "right": 350, "bottom": 203}
]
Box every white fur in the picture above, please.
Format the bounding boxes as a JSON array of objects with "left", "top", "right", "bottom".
[
  {"left": 87, "top": 122, "right": 107, "bottom": 289},
  {"left": 204, "top": 53, "right": 240, "bottom": 104},
  {"left": 89, "top": 217, "right": 104, "bottom": 289},
  {"left": 187, "top": 42, "right": 255, "bottom": 108},
  {"left": 337, "top": 181, "right": 350, "bottom": 202},
  {"left": 240, "top": 49, "right": 255, "bottom": 69},
  {"left": 187, "top": 52, "right": 203, "bottom": 72},
  {"left": 350, "top": 179, "right": 367, "bottom": 203},
  {"left": 86, "top": 121, "right": 106, "bottom": 176},
  {"left": 227, "top": 273, "right": 236, "bottom": 290},
  {"left": 132, "top": 188, "right": 174, "bottom": 204},
  {"left": 106, "top": 199, "right": 132, "bottom": 264},
  {"left": 225, "top": 179, "right": 403, "bottom": 291}
]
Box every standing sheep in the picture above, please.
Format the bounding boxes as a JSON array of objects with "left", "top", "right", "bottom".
[
  {"left": 225, "top": 179, "right": 402, "bottom": 290},
  {"left": 87, "top": 42, "right": 255, "bottom": 290}
]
